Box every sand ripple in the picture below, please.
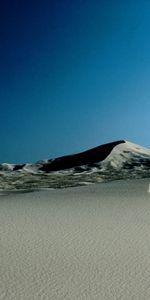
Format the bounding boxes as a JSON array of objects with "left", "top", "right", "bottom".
[{"left": 0, "top": 178, "right": 150, "bottom": 299}]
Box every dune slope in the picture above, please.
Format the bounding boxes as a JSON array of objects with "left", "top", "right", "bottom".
[{"left": 0, "top": 178, "right": 150, "bottom": 299}]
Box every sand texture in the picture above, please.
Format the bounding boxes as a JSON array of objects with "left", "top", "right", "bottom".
[{"left": 0, "top": 178, "right": 150, "bottom": 299}]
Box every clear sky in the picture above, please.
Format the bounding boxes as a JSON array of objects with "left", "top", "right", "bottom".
[{"left": 0, "top": 0, "right": 150, "bottom": 163}]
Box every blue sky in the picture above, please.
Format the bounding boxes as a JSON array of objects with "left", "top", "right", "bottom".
[{"left": 0, "top": 0, "right": 150, "bottom": 163}]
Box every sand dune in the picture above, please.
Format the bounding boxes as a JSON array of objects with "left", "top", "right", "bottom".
[
  {"left": 1, "top": 140, "right": 150, "bottom": 191},
  {"left": 0, "top": 179, "right": 150, "bottom": 299}
]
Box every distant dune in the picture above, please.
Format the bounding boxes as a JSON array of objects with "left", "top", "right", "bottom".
[
  {"left": 40, "top": 140, "right": 125, "bottom": 171},
  {"left": 0, "top": 140, "right": 150, "bottom": 191}
]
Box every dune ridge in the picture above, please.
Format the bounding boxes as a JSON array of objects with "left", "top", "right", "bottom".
[{"left": 0, "top": 140, "right": 150, "bottom": 191}]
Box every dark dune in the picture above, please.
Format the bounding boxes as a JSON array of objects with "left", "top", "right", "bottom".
[{"left": 40, "top": 140, "right": 125, "bottom": 172}]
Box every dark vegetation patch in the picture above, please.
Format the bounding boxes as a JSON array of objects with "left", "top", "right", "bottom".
[{"left": 13, "top": 164, "right": 26, "bottom": 171}]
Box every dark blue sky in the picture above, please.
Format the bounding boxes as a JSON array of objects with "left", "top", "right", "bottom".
[{"left": 0, "top": 0, "right": 150, "bottom": 163}]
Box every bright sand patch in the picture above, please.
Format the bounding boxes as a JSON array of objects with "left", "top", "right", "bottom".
[{"left": 0, "top": 179, "right": 150, "bottom": 299}]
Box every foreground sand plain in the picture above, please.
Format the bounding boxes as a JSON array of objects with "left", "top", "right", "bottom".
[{"left": 0, "top": 178, "right": 150, "bottom": 299}]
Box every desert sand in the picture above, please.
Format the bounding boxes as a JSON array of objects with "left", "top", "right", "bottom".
[{"left": 0, "top": 178, "right": 150, "bottom": 299}]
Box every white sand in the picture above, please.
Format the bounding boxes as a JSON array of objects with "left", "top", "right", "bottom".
[{"left": 0, "top": 179, "right": 150, "bottom": 299}]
